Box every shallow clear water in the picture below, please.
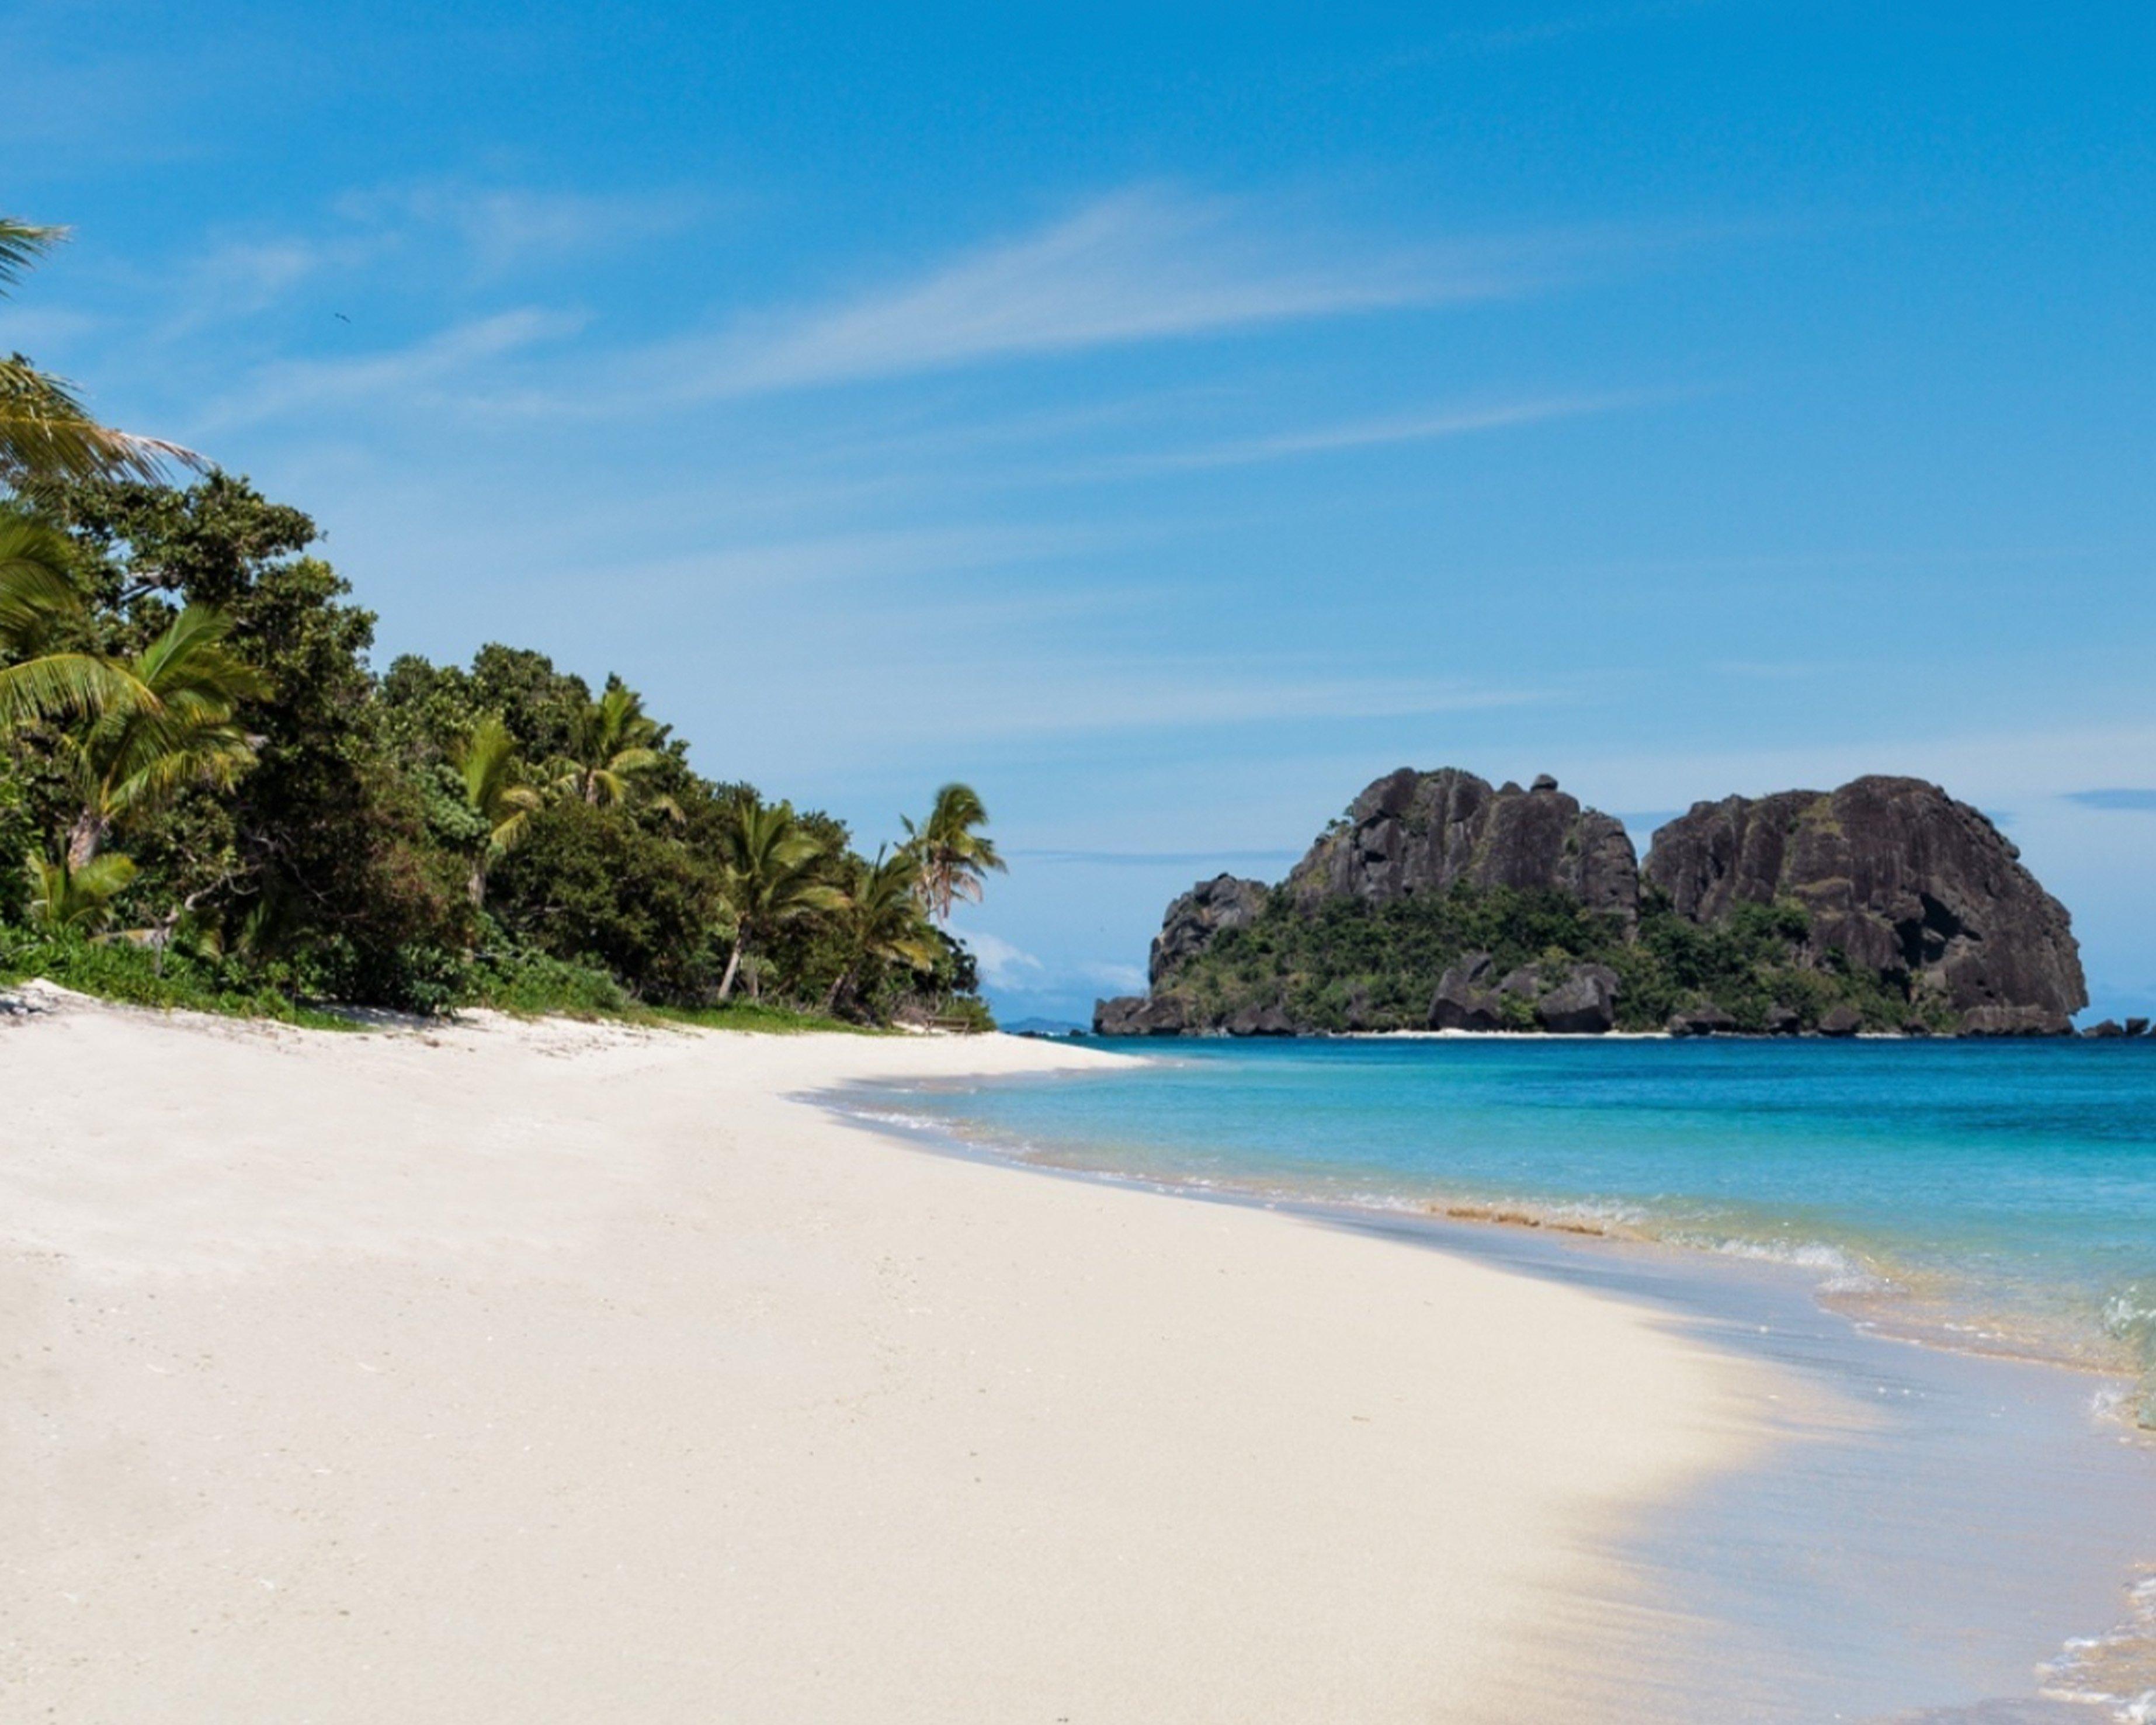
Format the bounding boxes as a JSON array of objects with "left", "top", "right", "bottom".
[
  {"left": 881, "top": 1036, "right": 2156, "bottom": 1414},
  {"left": 842, "top": 1035, "right": 2156, "bottom": 1721}
]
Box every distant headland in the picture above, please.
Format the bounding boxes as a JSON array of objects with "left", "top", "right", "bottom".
[{"left": 1095, "top": 768, "right": 2099, "bottom": 1038}]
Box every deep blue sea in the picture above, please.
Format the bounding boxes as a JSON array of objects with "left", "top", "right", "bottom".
[{"left": 874, "top": 1036, "right": 2156, "bottom": 1419}]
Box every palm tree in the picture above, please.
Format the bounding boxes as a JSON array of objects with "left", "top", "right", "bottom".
[
  {"left": 549, "top": 682, "right": 678, "bottom": 815},
  {"left": 821, "top": 847, "right": 939, "bottom": 1015},
  {"left": 0, "top": 506, "right": 154, "bottom": 724},
  {"left": 23, "top": 849, "right": 137, "bottom": 931},
  {"left": 61, "top": 605, "right": 268, "bottom": 867},
  {"left": 1, "top": 219, "right": 199, "bottom": 489},
  {"left": 453, "top": 714, "right": 541, "bottom": 908},
  {"left": 901, "top": 782, "right": 1006, "bottom": 923},
  {"left": 714, "top": 799, "right": 843, "bottom": 1001}
]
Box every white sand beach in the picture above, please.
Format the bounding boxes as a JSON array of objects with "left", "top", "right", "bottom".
[{"left": 1, "top": 987, "right": 1774, "bottom": 1722}]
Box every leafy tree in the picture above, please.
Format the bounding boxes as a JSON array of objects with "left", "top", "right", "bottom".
[
  {"left": 901, "top": 782, "right": 1005, "bottom": 922},
  {"left": 713, "top": 797, "right": 843, "bottom": 1001},
  {"left": 36, "top": 476, "right": 469, "bottom": 1008},
  {"left": 23, "top": 849, "right": 135, "bottom": 930},
  {"left": 57, "top": 605, "right": 268, "bottom": 866},
  {"left": 0, "top": 506, "right": 151, "bottom": 724},
  {"left": 452, "top": 715, "right": 541, "bottom": 908},
  {"left": 488, "top": 800, "right": 718, "bottom": 1001},
  {"left": 821, "top": 847, "right": 938, "bottom": 1014},
  {"left": 550, "top": 682, "right": 678, "bottom": 814}
]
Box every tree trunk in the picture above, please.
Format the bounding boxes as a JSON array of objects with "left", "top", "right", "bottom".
[
  {"left": 716, "top": 932, "right": 746, "bottom": 1002},
  {"left": 467, "top": 857, "right": 487, "bottom": 910},
  {"left": 821, "top": 962, "right": 857, "bottom": 1016},
  {"left": 66, "top": 807, "right": 107, "bottom": 870}
]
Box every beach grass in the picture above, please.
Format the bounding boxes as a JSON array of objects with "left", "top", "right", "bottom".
[{"left": 0, "top": 927, "right": 360, "bottom": 1031}]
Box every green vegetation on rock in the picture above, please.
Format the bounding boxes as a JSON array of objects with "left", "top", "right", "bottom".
[{"left": 1159, "top": 882, "right": 1960, "bottom": 1035}]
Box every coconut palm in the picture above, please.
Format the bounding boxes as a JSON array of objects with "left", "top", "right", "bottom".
[
  {"left": 452, "top": 714, "right": 542, "bottom": 908},
  {"left": 820, "top": 846, "right": 939, "bottom": 1015},
  {"left": 714, "top": 798, "right": 844, "bottom": 1002},
  {"left": 548, "top": 682, "right": 679, "bottom": 817},
  {"left": 60, "top": 605, "right": 268, "bottom": 867},
  {"left": 0, "top": 506, "right": 154, "bottom": 724},
  {"left": 900, "top": 782, "right": 1005, "bottom": 922},
  {"left": 1, "top": 219, "right": 199, "bottom": 489},
  {"left": 23, "top": 849, "right": 137, "bottom": 931}
]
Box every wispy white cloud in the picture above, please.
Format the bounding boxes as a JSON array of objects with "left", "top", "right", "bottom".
[
  {"left": 564, "top": 522, "right": 1124, "bottom": 599},
  {"left": 1088, "top": 393, "right": 1644, "bottom": 478},
  {"left": 332, "top": 180, "right": 713, "bottom": 275},
  {"left": 641, "top": 186, "right": 1566, "bottom": 401},
  {"left": 198, "top": 307, "right": 586, "bottom": 429},
  {"left": 961, "top": 930, "right": 1047, "bottom": 988}
]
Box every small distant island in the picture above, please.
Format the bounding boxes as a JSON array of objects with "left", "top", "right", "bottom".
[{"left": 1095, "top": 767, "right": 2090, "bottom": 1037}]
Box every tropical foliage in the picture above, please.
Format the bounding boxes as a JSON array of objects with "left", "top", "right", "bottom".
[
  {"left": 1156, "top": 883, "right": 1953, "bottom": 1035},
  {"left": 0, "top": 211, "right": 1001, "bottom": 1029},
  {"left": 902, "top": 782, "right": 1006, "bottom": 922}
]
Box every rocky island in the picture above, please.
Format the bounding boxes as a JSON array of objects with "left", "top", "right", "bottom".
[{"left": 1095, "top": 769, "right": 2086, "bottom": 1037}]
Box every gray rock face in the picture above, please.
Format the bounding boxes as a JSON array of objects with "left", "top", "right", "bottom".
[
  {"left": 2129, "top": 1018, "right": 2151, "bottom": 1038},
  {"left": 1092, "top": 995, "right": 1189, "bottom": 1036},
  {"left": 1149, "top": 874, "right": 1271, "bottom": 987},
  {"left": 1426, "top": 955, "right": 1617, "bottom": 1033},
  {"left": 1286, "top": 768, "right": 1639, "bottom": 925},
  {"left": 1428, "top": 953, "right": 1502, "bottom": 1031},
  {"left": 1225, "top": 1004, "right": 1295, "bottom": 1037},
  {"left": 1816, "top": 1004, "right": 1864, "bottom": 1037},
  {"left": 2085, "top": 1019, "right": 2126, "bottom": 1039},
  {"left": 1669, "top": 1007, "right": 1740, "bottom": 1037},
  {"left": 1644, "top": 777, "right": 2086, "bottom": 1033},
  {"left": 1960, "top": 1003, "right": 2075, "bottom": 1037},
  {"left": 1534, "top": 964, "right": 1619, "bottom": 1035}
]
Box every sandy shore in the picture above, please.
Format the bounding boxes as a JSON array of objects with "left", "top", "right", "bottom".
[{"left": 1, "top": 986, "right": 1774, "bottom": 1722}]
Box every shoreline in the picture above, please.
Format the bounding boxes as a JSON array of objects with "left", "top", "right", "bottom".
[
  {"left": 839, "top": 1063, "right": 2156, "bottom": 1721},
  {"left": 893, "top": 1047, "right": 2156, "bottom": 1401},
  {"left": 2, "top": 985, "right": 1776, "bottom": 1723}
]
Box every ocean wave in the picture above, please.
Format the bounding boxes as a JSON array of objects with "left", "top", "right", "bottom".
[
  {"left": 1670, "top": 1233, "right": 1891, "bottom": 1294},
  {"left": 2041, "top": 1571, "right": 2156, "bottom": 1723}
]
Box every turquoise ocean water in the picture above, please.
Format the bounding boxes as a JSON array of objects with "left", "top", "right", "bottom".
[
  {"left": 848, "top": 1034, "right": 2156, "bottom": 1720},
  {"left": 876, "top": 1036, "right": 2156, "bottom": 1418}
]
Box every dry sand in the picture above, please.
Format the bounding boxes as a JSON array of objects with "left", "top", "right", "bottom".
[{"left": 1, "top": 985, "right": 1775, "bottom": 1722}]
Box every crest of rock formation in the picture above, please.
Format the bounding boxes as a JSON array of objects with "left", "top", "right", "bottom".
[
  {"left": 1643, "top": 777, "right": 2086, "bottom": 1033},
  {"left": 1284, "top": 768, "right": 1639, "bottom": 924},
  {"left": 1150, "top": 874, "right": 1270, "bottom": 987}
]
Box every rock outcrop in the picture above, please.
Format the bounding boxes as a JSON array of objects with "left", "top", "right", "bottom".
[
  {"left": 1427, "top": 955, "right": 1618, "bottom": 1033},
  {"left": 1644, "top": 777, "right": 2085, "bottom": 1035},
  {"left": 1092, "top": 994, "right": 1190, "bottom": 1036},
  {"left": 1286, "top": 768, "right": 1639, "bottom": 925},
  {"left": 1428, "top": 953, "right": 1502, "bottom": 1031},
  {"left": 1532, "top": 963, "right": 1620, "bottom": 1035},
  {"left": 1100, "top": 766, "right": 2086, "bottom": 1037},
  {"left": 1150, "top": 874, "right": 1270, "bottom": 987}
]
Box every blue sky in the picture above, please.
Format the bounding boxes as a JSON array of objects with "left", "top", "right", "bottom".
[{"left": 10, "top": 1, "right": 2154, "bottom": 1021}]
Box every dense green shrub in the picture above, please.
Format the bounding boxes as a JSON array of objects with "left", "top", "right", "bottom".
[
  {"left": 0, "top": 475, "right": 997, "bottom": 1029},
  {"left": 1166, "top": 878, "right": 1938, "bottom": 1033},
  {"left": 487, "top": 801, "right": 722, "bottom": 1004}
]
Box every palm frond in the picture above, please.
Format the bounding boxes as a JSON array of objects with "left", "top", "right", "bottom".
[
  {"left": 24, "top": 847, "right": 137, "bottom": 929},
  {"left": 0, "top": 220, "right": 64, "bottom": 293},
  {"left": 0, "top": 356, "right": 206, "bottom": 487},
  {"left": 0, "top": 652, "right": 154, "bottom": 725}
]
